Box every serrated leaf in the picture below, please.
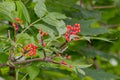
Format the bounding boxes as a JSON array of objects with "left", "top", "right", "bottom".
[
  {"left": 0, "top": 67, "right": 10, "bottom": 75},
  {"left": 57, "top": 20, "right": 66, "bottom": 35},
  {"left": 80, "top": 47, "right": 120, "bottom": 61},
  {"left": 42, "top": 13, "right": 59, "bottom": 27},
  {"left": 2, "top": 1, "right": 15, "bottom": 12},
  {"left": 77, "top": 68, "right": 86, "bottom": 75},
  {"left": 16, "top": 1, "right": 30, "bottom": 23},
  {"left": 77, "top": 64, "right": 92, "bottom": 68},
  {"left": 26, "top": 66, "right": 40, "bottom": 80},
  {"left": 16, "top": 33, "right": 35, "bottom": 45},
  {"left": 34, "top": 1, "right": 47, "bottom": 18},
  {"left": 81, "top": 36, "right": 112, "bottom": 43},
  {"left": 0, "top": 1, "right": 15, "bottom": 21},
  {"left": 47, "top": 12, "right": 67, "bottom": 19},
  {"left": 83, "top": 69, "right": 120, "bottom": 80},
  {"left": 0, "top": 53, "right": 9, "bottom": 63},
  {"left": 79, "top": 20, "right": 108, "bottom": 36}
]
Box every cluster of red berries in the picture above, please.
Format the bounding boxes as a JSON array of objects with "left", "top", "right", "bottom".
[
  {"left": 61, "top": 60, "right": 73, "bottom": 68},
  {"left": 39, "top": 28, "right": 48, "bottom": 37},
  {"left": 22, "top": 44, "right": 37, "bottom": 56},
  {"left": 65, "top": 23, "right": 80, "bottom": 42},
  {"left": 12, "top": 18, "right": 22, "bottom": 31},
  {"left": 39, "top": 28, "right": 48, "bottom": 47}
]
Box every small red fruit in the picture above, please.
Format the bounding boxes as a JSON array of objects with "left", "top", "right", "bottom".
[
  {"left": 69, "top": 64, "right": 72, "bottom": 68},
  {"left": 58, "top": 53, "right": 61, "bottom": 57},
  {"left": 12, "top": 22, "right": 16, "bottom": 27},
  {"left": 67, "top": 55, "right": 71, "bottom": 60},
  {"left": 45, "top": 32, "right": 48, "bottom": 35},
  {"left": 15, "top": 18, "right": 20, "bottom": 21},
  {"left": 74, "top": 23, "right": 80, "bottom": 27},
  {"left": 43, "top": 43, "right": 46, "bottom": 47},
  {"left": 61, "top": 61, "right": 67, "bottom": 65}
]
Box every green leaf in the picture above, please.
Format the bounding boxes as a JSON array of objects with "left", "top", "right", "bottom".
[
  {"left": 42, "top": 13, "right": 67, "bottom": 35},
  {"left": 16, "top": 1, "right": 31, "bottom": 23},
  {"left": 34, "top": 1, "right": 47, "bottom": 18},
  {"left": 77, "top": 69, "right": 86, "bottom": 75},
  {"left": 16, "top": 33, "right": 35, "bottom": 45},
  {"left": 81, "top": 36, "right": 112, "bottom": 43},
  {"left": 80, "top": 47, "right": 119, "bottom": 61},
  {"left": 79, "top": 20, "right": 108, "bottom": 36},
  {"left": 26, "top": 66, "right": 40, "bottom": 80},
  {"left": 77, "top": 64, "right": 92, "bottom": 69},
  {"left": 0, "top": 67, "right": 10, "bottom": 75},
  {"left": 83, "top": 69, "right": 120, "bottom": 80},
  {"left": 0, "top": 53, "right": 9, "bottom": 64},
  {"left": 57, "top": 20, "right": 66, "bottom": 35},
  {"left": 42, "top": 13, "right": 59, "bottom": 27},
  {"left": 47, "top": 12, "right": 67, "bottom": 19},
  {"left": 0, "top": 1, "right": 15, "bottom": 21},
  {"left": 2, "top": 1, "right": 15, "bottom": 12}
]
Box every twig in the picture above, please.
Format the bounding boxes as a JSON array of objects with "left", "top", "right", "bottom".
[
  {"left": 88, "top": 41, "right": 100, "bottom": 69},
  {"left": 80, "top": 0, "right": 84, "bottom": 7},
  {"left": 93, "top": 57, "right": 99, "bottom": 70},
  {"left": 0, "top": 58, "right": 60, "bottom": 67},
  {"left": 8, "top": 30, "right": 11, "bottom": 39},
  {"left": 93, "top": 5, "right": 115, "bottom": 9},
  {"left": 39, "top": 34, "right": 47, "bottom": 60},
  {"left": 21, "top": 18, "right": 43, "bottom": 33},
  {"left": 59, "top": 41, "right": 68, "bottom": 53}
]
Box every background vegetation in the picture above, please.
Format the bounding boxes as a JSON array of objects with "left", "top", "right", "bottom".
[{"left": 0, "top": 0, "right": 120, "bottom": 80}]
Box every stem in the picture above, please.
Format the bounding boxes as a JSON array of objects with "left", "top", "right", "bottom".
[
  {"left": 21, "top": 73, "right": 28, "bottom": 80},
  {"left": 93, "top": 57, "right": 99, "bottom": 70},
  {"left": 80, "top": 0, "right": 84, "bottom": 7},
  {"left": 88, "top": 41, "right": 100, "bottom": 69},
  {"left": 16, "top": 69, "right": 19, "bottom": 80},
  {"left": 21, "top": 18, "right": 43, "bottom": 33},
  {"left": 41, "top": 36, "right": 46, "bottom": 60},
  {"left": 8, "top": 30, "right": 11, "bottom": 39},
  {"left": 0, "top": 58, "right": 60, "bottom": 67},
  {"left": 59, "top": 41, "right": 68, "bottom": 53},
  {"left": 93, "top": 5, "right": 115, "bottom": 9}
]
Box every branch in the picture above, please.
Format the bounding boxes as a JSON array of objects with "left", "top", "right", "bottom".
[{"left": 0, "top": 58, "right": 60, "bottom": 67}]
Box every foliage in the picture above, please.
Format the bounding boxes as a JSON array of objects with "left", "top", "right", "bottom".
[{"left": 0, "top": 0, "right": 120, "bottom": 80}]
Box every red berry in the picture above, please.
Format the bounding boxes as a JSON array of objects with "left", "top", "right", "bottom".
[
  {"left": 41, "top": 32, "right": 45, "bottom": 36},
  {"left": 69, "top": 64, "right": 72, "bottom": 68},
  {"left": 57, "top": 53, "right": 61, "bottom": 57},
  {"left": 12, "top": 22, "right": 16, "bottom": 27},
  {"left": 43, "top": 43, "right": 46, "bottom": 47},
  {"left": 61, "top": 61, "right": 67, "bottom": 65},
  {"left": 45, "top": 32, "right": 48, "bottom": 35},
  {"left": 67, "top": 25, "right": 72, "bottom": 29},
  {"left": 67, "top": 55, "right": 71, "bottom": 60},
  {"left": 15, "top": 27, "right": 18, "bottom": 31},
  {"left": 15, "top": 18, "right": 20, "bottom": 21},
  {"left": 74, "top": 23, "right": 80, "bottom": 27}
]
